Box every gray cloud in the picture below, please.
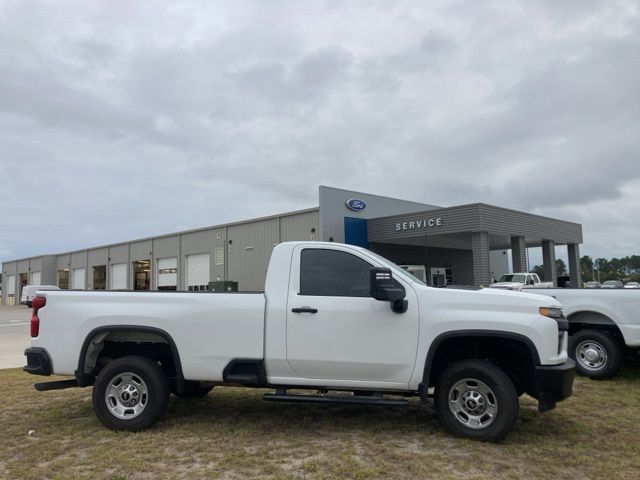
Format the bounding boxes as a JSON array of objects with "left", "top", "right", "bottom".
[{"left": 1, "top": 0, "right": 639, "bottom": 264}]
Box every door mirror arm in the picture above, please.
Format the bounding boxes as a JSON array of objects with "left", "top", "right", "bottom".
[{"left": 370, "top": 268, "right": 408, "bottom": 314}]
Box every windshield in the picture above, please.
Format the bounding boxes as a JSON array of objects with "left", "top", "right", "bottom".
[
  {"left": 365, "top": 250, "right": 427, "bottom": 287},
  {"left": 498, "top": 274, "right": 526, "bottom": 283}
]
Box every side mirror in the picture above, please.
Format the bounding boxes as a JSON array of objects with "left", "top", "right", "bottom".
[{"left": 370, "top": 268, "right": 408, "bottom": 313}]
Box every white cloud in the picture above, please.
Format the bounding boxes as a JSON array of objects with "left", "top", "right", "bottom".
[{"left": 0, "top": 0, "right": 639, "bottom": 263}]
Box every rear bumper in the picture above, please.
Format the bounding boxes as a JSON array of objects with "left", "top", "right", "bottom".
[
  {"left": 533, "top": 359, "right": 575, "bottom": 412},
  {"left": 24, "top": 347, "right": 52, "bottom": 376}
]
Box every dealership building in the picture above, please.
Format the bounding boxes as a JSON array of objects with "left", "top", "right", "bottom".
[{"left": 1, "top": 186, "right": 583, "bottom": 305}]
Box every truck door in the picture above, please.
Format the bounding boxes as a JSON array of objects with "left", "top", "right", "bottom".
[{"left": 285, "top": 246, "right": 420, "bottom": 385}]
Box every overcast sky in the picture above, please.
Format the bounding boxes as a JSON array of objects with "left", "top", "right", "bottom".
[{"left": 1, "top": 0, "right": 639, "bottom": 267}]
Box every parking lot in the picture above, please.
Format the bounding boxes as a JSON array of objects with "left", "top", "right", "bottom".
[{"left": 0, "top": 306, "right": 30, "bottom": 369}]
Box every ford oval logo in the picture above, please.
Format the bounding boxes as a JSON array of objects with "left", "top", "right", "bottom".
[{"left": 345, "top": 198, "right": 366, "bottom": 212}]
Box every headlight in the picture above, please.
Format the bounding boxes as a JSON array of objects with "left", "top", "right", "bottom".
[{"left": 539, "top": 306, "right": 563, "bottom": 318}]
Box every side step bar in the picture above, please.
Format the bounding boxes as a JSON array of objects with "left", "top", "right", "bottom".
[
  {"left": 34, "top": 379, "right": 78, "bottom": 391},
  {"left": 263, "top": 389, "right": 409, "bottom": 407}
]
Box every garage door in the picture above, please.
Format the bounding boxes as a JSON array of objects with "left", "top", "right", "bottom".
[
  {"left": 72, "top": 268, "right": 86, "bottom": 289},
  {"left": 157, "top": 257, "right": 177, "bottom": 290},
  {"left": 30, "top": 271, "right": 41, "bottom": 286},
  {"left": 7, "top": 275, "right": 16, "bottom": 296},
  {"left": 111, "top": 263, "right": 127, "bottom": 290},
  {"left": 186, "top": 253, "right": 209, "bottom": 291}
]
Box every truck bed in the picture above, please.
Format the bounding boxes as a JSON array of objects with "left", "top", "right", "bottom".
[{"left": 34, "top": 290, "right": 267, "bottom": 381}]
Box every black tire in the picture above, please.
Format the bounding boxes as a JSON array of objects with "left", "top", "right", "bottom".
[
  {"left": 92, "top": 355, "right": 169, "bottom": 431},
  {"left": 172, "top": 382, "right": 213, "bottom": 399},
  {"left": 569, "top": 329, "right": 623, "bottom": 380},
  {"left": 435, "top": 360, "right": 519, "bottom": 442}
]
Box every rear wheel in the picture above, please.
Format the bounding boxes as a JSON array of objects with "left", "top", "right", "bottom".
[
  {"left": 435, "top": 360, "right": 519, "bottom": 442},
  {"left": 569, "top": 330, "right": 622, "bottom": 380},
  {"left": 92, "top": 355, "right": 169, "bottom": 431}
]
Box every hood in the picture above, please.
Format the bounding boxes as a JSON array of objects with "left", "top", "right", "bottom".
[{"left": 479, "top": 286, "right": 563, "bottom": 307}]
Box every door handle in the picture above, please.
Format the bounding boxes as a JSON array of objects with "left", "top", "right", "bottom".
[{"left": 291, "top": 307, "right": 318, "bottom": 314}]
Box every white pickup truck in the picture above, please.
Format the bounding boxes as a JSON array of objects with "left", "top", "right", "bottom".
[
  {"left": 24, "top": 242, "right": 574, "bottom": 442},
  {"left": 490, "top": 273, "right": 554, "bottom": 291},
  {"left": 523, "top": 288, "right": 640, "bottom": 379}
]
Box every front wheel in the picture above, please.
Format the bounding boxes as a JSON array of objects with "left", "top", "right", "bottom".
[
  {"left": 569, "top": 330, "right": 622, "bottom": 380},
  {"left": 92, "top": 355, "right": 169, "bottom": 431},
  {"left": 435, "top": 360, "right": 519, "bottom": 442}
]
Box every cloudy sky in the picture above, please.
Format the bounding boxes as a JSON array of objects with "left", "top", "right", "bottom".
[{"left": 1, "top": 0, "right": 639, "bottom": 266}]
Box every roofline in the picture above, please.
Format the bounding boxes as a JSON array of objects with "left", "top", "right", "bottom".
[
  {"left": 370, "top": 202, "right": 582, "bottom": 227},
  {"left": 1, "top": 206, "right": 319, "bottom": 265},
  {"left": 319, "top": 185, "right": 441, "bottom": 209}
]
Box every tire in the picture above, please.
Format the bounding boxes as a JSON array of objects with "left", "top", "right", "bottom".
[
  {"left": 569, "top": 330, "right": 622, "bottom": 380},
  {"left": 92, "top": 355, "right": 169, "bottom": 431},
  {"left": 172, "top": 382, "right": 213, "bottom": 399},
  {"left": 435, "top": 360, "right": 519, "bottom": 442}
]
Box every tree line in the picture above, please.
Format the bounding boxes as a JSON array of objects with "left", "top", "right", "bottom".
[{"left": 530, "top": 255, "right": 640, "bottom": 283}]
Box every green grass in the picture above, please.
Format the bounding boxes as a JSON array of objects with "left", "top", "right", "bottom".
[{"left": 1, "top": 367, "right": 639, "bottom": 479}]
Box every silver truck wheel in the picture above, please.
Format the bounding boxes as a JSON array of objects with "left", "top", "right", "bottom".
[
  {"left": 435, "top": 359, "right": 518, "bottom": 442},
  {"left": 105, "top": 372, "right": 149, "bottom": 420},
  {"left": 569, "top": 330, "right": 622, "bottom": 380},
  {"left": 93, "top": 355, "right": 169, "bottom": 431},
  {"left": 448, "top": 378, "right": 498, "bottom": 430},
  {"left": 575, "top": 340, "right": 607, "bottom": 372}
]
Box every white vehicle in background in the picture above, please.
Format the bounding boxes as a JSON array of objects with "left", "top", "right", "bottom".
[
  {"left": 523, "top": 288, "right": 640, "bottom": 379},
  {"left": 490, "top": 273, "right": 553, "bottom": 291},
  {"left": 20, "top": 285, "right": 60, "bottom": 308},
  {"left": 624, "top": 282, "right": 640, "bottom": 289},
  {"left": 24, "top": 242, "right": 574, "bottom": 442}
]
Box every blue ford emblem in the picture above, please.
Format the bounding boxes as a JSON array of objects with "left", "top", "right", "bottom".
[{"left": 346, "top": 198, "right": 366, "bottom": 211}]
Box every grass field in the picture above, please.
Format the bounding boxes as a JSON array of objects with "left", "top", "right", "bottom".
[{"left": 1, "top": 367, "right": 639, "bottom": 480}]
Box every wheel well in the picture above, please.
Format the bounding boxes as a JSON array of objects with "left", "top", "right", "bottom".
[
  {"left": 425, "top": 336, "right": 536, "bottom": 395},
  {"left": 567, "top": 311, "right": 624, "bottom": 342},
  {"left": 77, "top": 328, "right": 184, "bottom": 391}
]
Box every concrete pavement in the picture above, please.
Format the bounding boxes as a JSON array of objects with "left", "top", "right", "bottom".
[{"left": 0, "top": 306, "right": 31, "bottom": 369}]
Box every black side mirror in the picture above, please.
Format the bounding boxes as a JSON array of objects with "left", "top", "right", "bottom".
[{"left": 370, "top": 268, "right": 408, "bottom": 313}]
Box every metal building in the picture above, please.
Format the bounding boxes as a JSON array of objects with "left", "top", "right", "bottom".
[{"left": 0, "top": 186, "right": 582, "bottom": 305}]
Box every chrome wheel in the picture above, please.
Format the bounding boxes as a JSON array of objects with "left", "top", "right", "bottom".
[
  {"left": 105, "top": 372, "right": 149, "bottom": 420},
  {"left": 576, "top": 340, "right": 607, "bottom": 372},
  {"left": 448, "top": 378, "right": 498, "bottom": 429}
]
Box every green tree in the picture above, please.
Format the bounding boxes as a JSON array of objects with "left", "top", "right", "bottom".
[
  {"left": 530, "top": 265, "right": 545, "bottom": 280},
  {"left": 555, "top": 259, "right": 567, "bottom": 276},
  {"left": 580, "top": 255, "right": 594, "bottom": 281}
]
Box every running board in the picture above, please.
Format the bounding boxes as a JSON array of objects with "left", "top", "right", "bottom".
[
  {"left": 34, "top": 379, "right": 78, "bottom": 391},
  {"left": 263, "top": 389, "right": 409, "bottom": 407}
]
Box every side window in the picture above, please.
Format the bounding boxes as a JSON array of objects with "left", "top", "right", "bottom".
[{"left": 300, "top": 249, "right": 372, "bottom": 297}]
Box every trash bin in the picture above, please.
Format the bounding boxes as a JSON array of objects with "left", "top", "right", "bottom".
[{"left": 208, "top": 281, "right": 238, "bottom": 292}]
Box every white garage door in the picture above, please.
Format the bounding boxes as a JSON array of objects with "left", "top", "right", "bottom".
[
  {"left": 186, "top": 253, "right": 209, "bottom": 291},
  {"left": 72, "top": 268, "right": 86, "bottom": 290},
  {"left": 7, "top": 275, "right": 16, "bottom": 295},
  {"left": 157, "top": 257, "right": 177, "bottom": 289},
  {"left": 111, "top": 263, "right": 127, "bottom": 290},
  {"left": 30, "top": 271, "right": 42, "bottom": 286}
]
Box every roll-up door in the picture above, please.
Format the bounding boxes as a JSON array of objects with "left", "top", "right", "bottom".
[
  {"left": 72, "top": 268, "right": 86, "bottom": 289},
  {"left": 30, "top": 271, "right": 42, "bottom": 286},
  {"left": 157, "top": 257, "right": 177, "bottom": 290},
  {"left": 111, "top": 263, "right": 127, "bottom": 290},
  {"left": 186, "top": 253, "right": 209, "bottom": 291},
  {"left": 7, "top": 275, "right": 16, "bottom": 295}
]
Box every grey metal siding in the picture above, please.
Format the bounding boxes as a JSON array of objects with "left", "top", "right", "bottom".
[
  {"left": 228, "top": 219, "right": 279, "bottom": 291},
  {"left": 70, "top": 252, "right": 87, "bottom": 269},
  {"left": 368, "top": 203, "right": 582, "bottom": 245},
  {"left": 130, "top": 240, "right": 152, "bottom": 261},
  {"left": 42, "top": 256, "right": 58, "bottom": 285},
  {"left": 478, "top": 204, "right": 582, "bottom": 244},
  {"left": 29, "top": 257, "right": 43, "bottom": 276},
  {"left": 88, "top": 248, "right": 108, "bottom": 267},
  {"left": 108, "top": 245, "right": 129, "bottom": 264},
  {"left": 280, "top": 210, "right": 320, "bottom": 242},
  {"left": 1, "top": 261, "right": 17, "bottom": 304},
  {"left": 56, "top": 254, "right": 70, "bottom": 271},
  {"left": 472, "top": 232, "right": 491, "bottom": 287}
]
